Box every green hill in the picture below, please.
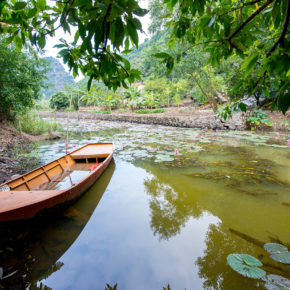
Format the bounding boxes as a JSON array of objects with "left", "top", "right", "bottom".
[{"left": 42, "top": 57, "right": 74, "bottom": 98}]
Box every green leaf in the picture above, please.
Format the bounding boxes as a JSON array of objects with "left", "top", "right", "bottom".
[
  {"left": 153, "top": 52, "right": 171, "bottom": 58},
  {"left": 132, "top": 7, "right": 147, "bottom": 17},
  {"left": 241, "top": 53, "right": 259, "bottom": 77},
  {"left": 227, "top": 254, "right": 265, "bottom": 279},
  {"left": 37, "top": 0, "right": 46, "bottom": 11},
  {"left": 264, "top": 243, "right": 288, "bottom": 254},
  {"left": 277, "top": 90, "right": 290, "bottom": 114},
  {"left": 27, "top": 8, "right": 37, "bottom": 18},
  {"left": 264, "top": 274, "right": 290, "bottom": 290},
  {"left": 87, "top": 75, "right": 93, "bottom": 91},
  {"left": 38, "top": 34, "right": 46, "bottom": 49},
  {"left": 239, "top": 102, "right": 247, "bottom": 112},
  {"left": 271, "top": 251, "right": 290, "bottom": 264},
  {"left": 14, "top": 2, "right": 27, "bottom": 10},
  {"left": 127, "top": 20, "right": 138, "bottom": 47}
]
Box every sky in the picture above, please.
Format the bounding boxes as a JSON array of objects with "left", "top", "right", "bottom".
[{"left": 44, "top": 0, "right": 151, "bottom": 81}]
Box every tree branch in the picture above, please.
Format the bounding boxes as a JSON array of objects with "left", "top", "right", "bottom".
[
  {"left": 267, "top": 0, "right": 290, "bottom": 56},
  {"left": 228, "top": 0, "right": 274, "bottom": 41},
  {"left": 44, "top": 0, "right": 74, "bottom": 36}
]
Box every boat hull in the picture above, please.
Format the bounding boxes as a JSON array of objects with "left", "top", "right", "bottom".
[{"left": 0, "top": 144, "right": 114, "bottom": 222}]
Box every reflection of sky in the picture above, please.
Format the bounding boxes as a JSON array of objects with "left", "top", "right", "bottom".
[
  {"left": 34, "top": 120, "right": 290, "bottom": 289},
  {"left": 40, "top": 161, "right": 220, "bottom": 290}
]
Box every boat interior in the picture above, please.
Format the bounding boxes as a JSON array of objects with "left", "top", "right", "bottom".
[{"left": 0, "top": 144, "right": 113, "bottom": 192}]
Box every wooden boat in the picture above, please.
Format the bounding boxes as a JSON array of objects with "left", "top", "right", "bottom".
[
  {"left": 0, "top": 143, "right": 114, "bottom": 222},
  {"left": 0, "top": 161, "right": 115, "bottom": 288}
]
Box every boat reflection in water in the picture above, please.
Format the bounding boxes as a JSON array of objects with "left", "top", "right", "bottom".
[{"left": 0, "top": 160, "right": 115, "bottom": 289}]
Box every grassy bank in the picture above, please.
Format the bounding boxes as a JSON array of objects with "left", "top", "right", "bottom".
[{"left": 14, "top": 111, "right": 62, "bottom": 135}]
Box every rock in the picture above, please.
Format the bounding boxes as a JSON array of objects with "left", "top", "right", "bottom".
[{"left": 241, "top": 95, "right": 257, "bottom": 108}]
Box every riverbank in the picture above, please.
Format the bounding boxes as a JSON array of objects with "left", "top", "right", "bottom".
[
  {"left": 40, "top": 108, "right": 290, "bottom": 131},
  {"left": 0, "top": 121, "right": 62, "bottom": 184}
]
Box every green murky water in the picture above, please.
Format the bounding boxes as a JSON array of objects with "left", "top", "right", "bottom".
[{"left": 1, "top": 119, "right": 289, "bottom": 289}]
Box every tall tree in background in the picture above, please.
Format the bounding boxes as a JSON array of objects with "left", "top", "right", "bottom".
[{"left": 0, "top": 42, "right": 47, "bottom": 118}]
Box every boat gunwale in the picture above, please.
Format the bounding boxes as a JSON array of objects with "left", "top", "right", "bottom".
[{"left": 0, "top": 143, "right": 114, "bottom": 190}]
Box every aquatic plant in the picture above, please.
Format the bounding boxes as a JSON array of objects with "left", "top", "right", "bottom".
[
  {"left": 227, "top": 243, "right": 290, "bottom": 288},
  {"left": 264, "top": 243, "right": 290, "bottom": 264},
  {"left": 227, "top": 254, "right": 265, "bottom": 279}
]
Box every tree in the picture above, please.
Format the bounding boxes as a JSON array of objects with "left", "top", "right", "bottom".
[
  {"left": 49, "top": 91, "right": 70, "bottom": 110},
  {"left": 0, "top": 42, "right": 47, "bottom": 118},
  {"left": 0, "top": 0, "right": 147, "bottom": 90},
  {"left": 150, "top": 0, "right": 290, "bottom": 114}
]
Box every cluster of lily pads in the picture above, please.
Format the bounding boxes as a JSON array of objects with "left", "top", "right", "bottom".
[
  {"left": 227, "top": 243, "right": 290, "bottom": 289},
  {"left": 40, "top": 119, "right": 290, "bottom": 168}
]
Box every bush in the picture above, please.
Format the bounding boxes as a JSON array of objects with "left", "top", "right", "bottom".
[
  {"left": 247, "top": 109, "right": 273, "bottom": 129},
  {"left": 151, "top": 108, "right": 166, "bottom": 113},
  {"left": 134, "top": 109, "right": 151, "bottom": 114},
  {"left": 49, "top": 91, "right": 70, "bottom": 110}
]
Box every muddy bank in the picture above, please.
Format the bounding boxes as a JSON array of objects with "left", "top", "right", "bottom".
[
  {"left": 40, "top": 110, "right": 248, "bottom": 130},
  {"left": 0, "top": 122, "right": 61, "bottom": 184}
]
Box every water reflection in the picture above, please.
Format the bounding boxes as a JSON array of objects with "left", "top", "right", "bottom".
[
  {"left": 141, "top": 161, "right": 290, "bottom": 288},
  {"left": 0, "top": 161, "right": 115, "bottom": 289},
  {"left": 2, "top": 119, "right": 289, "bottom": 289}
]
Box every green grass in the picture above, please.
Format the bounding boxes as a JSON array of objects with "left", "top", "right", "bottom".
[
  {"left": 134, "top": 109, "right": 151, "bottom": 114},
  {"left": 118, "top": 108, "right": 129, "bottom": 113},
  {"left": 134, "top": 108, "right": 166, "bottom": 114},
  {"left": 14, "top": 112, "right": 62, "bottom": 135},
  {"left": 151, "top": 108, "right": 166, "bottom": 113},
  {"left": 95, "top": 110, "right": 111, "bottom": 114}
]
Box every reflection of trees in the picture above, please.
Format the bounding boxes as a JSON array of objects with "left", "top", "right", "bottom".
[
  {"left": 195, "top": 223, "right": 264, "bottom": 289},
  {"left": 144, "top": 177, "right": 202, "bottom": 240}
]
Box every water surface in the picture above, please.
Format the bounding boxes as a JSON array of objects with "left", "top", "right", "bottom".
[{"left": 1, "top": 120, "right": 289, "bottom": 289}]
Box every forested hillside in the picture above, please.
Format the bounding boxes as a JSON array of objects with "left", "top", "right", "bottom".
[{"left": 42, "top": 57, "right": 74, "bottom": 98}]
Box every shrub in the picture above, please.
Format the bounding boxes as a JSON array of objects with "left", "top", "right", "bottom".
[
  {"left": 247, "top": 109, "right": 273, "bottom": 129},
  {"left": 151, "top": 108, "right": 166, "bottom": 113},
  {"left": 134, "top": 109, "right": 151, "bottom": 114},
  {"left": 49, "top": 92, "right": 70, "bottom": 110}
]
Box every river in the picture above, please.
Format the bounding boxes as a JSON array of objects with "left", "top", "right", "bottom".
[{"left": 1, "top": 119, "right": 289, "bottom": 289}]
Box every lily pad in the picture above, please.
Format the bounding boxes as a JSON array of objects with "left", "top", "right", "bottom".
[
  {"left": 264, "top": 243, "right": 288, "bottom": 254},
  {"left": 227, "top": 254, "right": 265, "bottom": 279},
  {"left": 155, "top": 154, "right": 175, "bottom": 162},
  {"left": 271, "top": 251, "right": 290, "bottom": 264},
  {"left": 264, "top": 274, "right": 290, "bottom": 290}
]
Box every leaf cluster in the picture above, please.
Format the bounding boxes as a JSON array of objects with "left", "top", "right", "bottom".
[{"left": 0, "top": 0, "right": 147, "bottom": 89}]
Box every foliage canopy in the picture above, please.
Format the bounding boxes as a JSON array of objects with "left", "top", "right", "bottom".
[
  {"left": 0, "top": 42, "right": 47, "bottom": 116},
  {"left": 0, "top": 0, "right": 147, "bottom": 90},
  {"left": 150, "top": 0, "right": 290, "bottom": 113}
]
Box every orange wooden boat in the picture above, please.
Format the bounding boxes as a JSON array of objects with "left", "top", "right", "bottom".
[{"left": 0, "top": 143, "right": 114, "bottom": 222}]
